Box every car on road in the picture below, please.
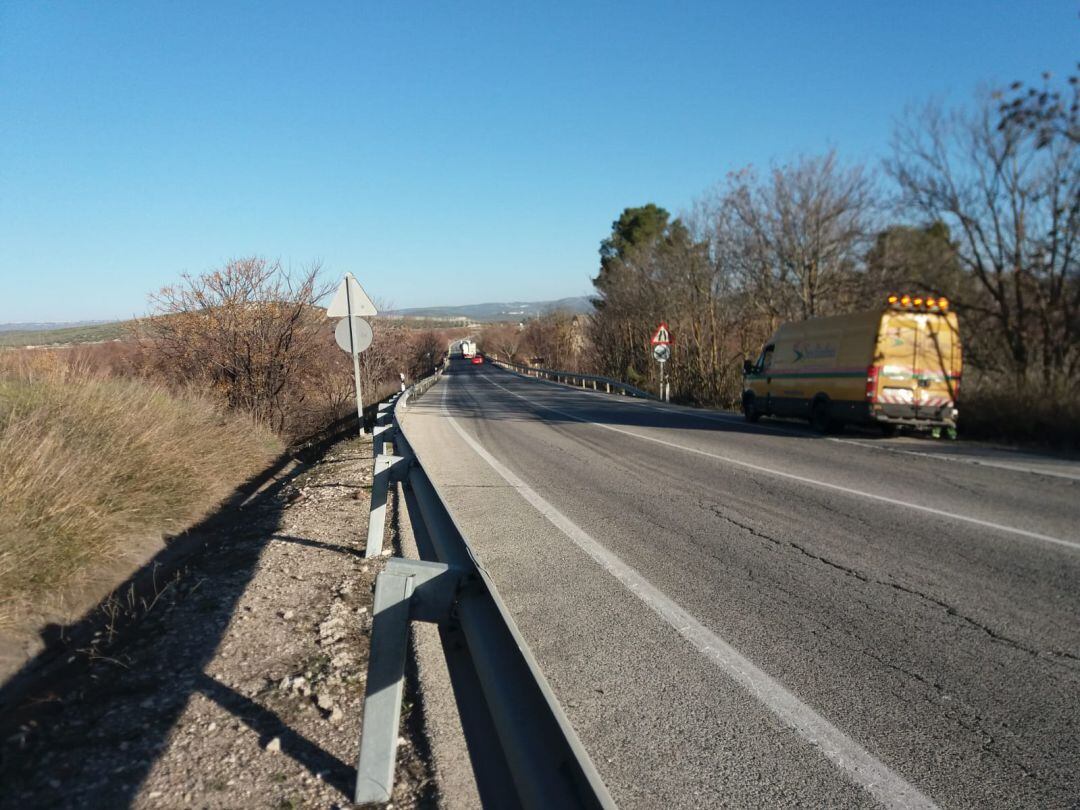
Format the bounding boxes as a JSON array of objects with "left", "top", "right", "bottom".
[
  {"left": 471, "top": 355, "right": 484, "bottom": 364},
  {"left": 742, "top": 295, "right": 962, "bottom": 434}
]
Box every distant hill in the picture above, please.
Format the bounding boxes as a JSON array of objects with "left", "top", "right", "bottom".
[
  {"left": 0, "top": 320, "right": 114, "bottom": 333},
  {"left": 0, "top": 321, "right": 128, "bottom": 348},
  {"left": 386, "top": 296, "right": 592, "bottom": 322}
]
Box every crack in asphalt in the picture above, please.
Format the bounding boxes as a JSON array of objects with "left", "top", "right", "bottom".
[
  {"left": 854, "top": 645, "right": 1040, "bottom": 780},
  {"left": 699, "top": 499, "right": 1080, "bottom": 669},
  {"left": 701, "top": 498, "right": 1054, "bottom": 780}
]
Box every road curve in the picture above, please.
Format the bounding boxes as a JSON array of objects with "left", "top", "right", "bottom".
[{"left": 400, "top": 360, "right": 1080, "bottom": 809}]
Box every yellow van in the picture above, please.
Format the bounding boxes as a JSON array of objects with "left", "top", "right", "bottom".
[{"left": 742, "top": 296, "right": 961, "bottom": 434}]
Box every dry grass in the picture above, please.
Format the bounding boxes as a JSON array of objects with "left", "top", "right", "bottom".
[
  {"left": 959, "top": 374, "right": 1080, "bottom": 451},
  {"left": 0, "top": 355, "right": 282, "bottom": 632}
]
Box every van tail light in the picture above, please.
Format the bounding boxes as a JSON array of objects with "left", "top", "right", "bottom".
[{"left": 865, "top": 365, "right": 879, "bottom": 402}]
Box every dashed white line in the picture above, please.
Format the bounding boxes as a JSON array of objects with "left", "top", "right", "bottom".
[
  {"left": 493, "top": 363, "right": 1080, "bottom": 480},
  {"left": 478, "top": 371, "right": 1080, "bottom": 553}
]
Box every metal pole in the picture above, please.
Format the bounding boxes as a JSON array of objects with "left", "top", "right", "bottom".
[{"left": 346, "top": 274, "right": 365, "bottom": 434}]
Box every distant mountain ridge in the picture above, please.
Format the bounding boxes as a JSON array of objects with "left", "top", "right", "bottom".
[
  {"left": 0, "top": 320, "right": 114, "bottom": 332},
  {"left": 0, "top": 321, "right": 128, "bottom": 348},
  {"left": 386, "top": 296, "right": 592, "bottom": 322}
]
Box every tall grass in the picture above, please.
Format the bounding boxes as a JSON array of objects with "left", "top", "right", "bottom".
[
  {"left": 0, "top": 357, "right": 282, "bottom": 631},
  {"left": 959, "top": 375, "right": 1080, "bottom": 451}
]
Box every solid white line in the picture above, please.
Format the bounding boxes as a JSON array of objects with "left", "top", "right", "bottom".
[
  {"left": 478, "top": 372, "right": 1080, "bottom": 553},
  {"left": 440, "top": 379, "right": 936, "bottom": 809}
]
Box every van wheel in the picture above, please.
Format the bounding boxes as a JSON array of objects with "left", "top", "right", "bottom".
[
  {"left": 743, "top": 394, "right": 761, "bottom": 423},
  {"left": 811, "top": 400, "right": 833, "bottom": 434}
]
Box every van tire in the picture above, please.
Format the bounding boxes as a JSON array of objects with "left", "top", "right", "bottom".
[
  {"left": 810, "top": 399, "right": 833, "bottom": 434},
  {"left": 743, "top": 393, "right": 761, "bottom": 423}
]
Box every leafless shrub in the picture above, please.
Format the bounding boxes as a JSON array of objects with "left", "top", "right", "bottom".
[{"left": 134, "top": 258, "right": 331, "bottom": 434}]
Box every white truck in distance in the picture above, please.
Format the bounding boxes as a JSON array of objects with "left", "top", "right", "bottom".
[{"left": 460, "top": 340, "right": 476, "bottom": 359}]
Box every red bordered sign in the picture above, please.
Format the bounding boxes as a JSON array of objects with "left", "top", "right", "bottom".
[{"left": 650, "top": 323, "right": 672, "bottom": 346}]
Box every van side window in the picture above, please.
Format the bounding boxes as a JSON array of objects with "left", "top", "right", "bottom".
[{"left": 761, "top": 345, "right": 775, "bottom": 371}]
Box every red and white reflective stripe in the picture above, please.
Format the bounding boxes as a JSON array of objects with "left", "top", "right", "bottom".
[
  {"left": 879, "top": 388, "right": 914, "bottom": 404},
  {"left": 877, "top": 388, "right": 953, "bottom": 407}
]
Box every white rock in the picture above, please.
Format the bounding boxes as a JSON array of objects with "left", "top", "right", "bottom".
[{"left": 265, "top": 737, "right": 282, "bottom": 753}]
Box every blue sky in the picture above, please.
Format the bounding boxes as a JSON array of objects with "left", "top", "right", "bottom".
[{"left": 1, "top": 1, "right": 1076, "bottom": 322}]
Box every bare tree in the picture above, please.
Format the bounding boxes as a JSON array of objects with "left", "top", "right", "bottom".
[
  {"left": 727, "top": 152, "right": 876, "bottom": 321},
  {"left": 406, "top": 330, "right": 443, "bottom": 379},
  {"left": 136, "top": 258, "right": 330, "bottom": 432},
  {"left": 478, "top": 323, "right": 523, "bottom": 361},
  {"left": 997, "top": 68, "right": 1080, "bottom": 148},
  {"left": 519, "top": 312, "right": 584, "bottom": 370},
  {"left": 887, "top": 95, "right": 1080, "bottom": 389}
]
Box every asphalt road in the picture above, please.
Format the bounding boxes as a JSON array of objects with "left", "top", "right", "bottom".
[{"left": 400, "top": 360, "right": 1080, "bottom": 809}]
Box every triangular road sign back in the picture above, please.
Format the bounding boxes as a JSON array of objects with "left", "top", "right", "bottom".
[
  {"left": 650, "top": 323, "right": 671, "bottom": 345},
  {"left": 327, "top": 273, "right": 378, "bottom": 317}
]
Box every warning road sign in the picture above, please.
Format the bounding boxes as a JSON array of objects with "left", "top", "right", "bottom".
[
  {"left": 327, "top": 273, "right": 378, "bottom": 318},
  {"left": 650, "top": 323, "right": 671, "bottom": 345}
]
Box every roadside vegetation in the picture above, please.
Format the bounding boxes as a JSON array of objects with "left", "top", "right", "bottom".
[
  {"left": 480, "top": 73, "right": 1080, "bottom": 449},
  {"left": 0, "top": 259, "right": 457, "bottom": 657},
  {"left": 0, "top": 355, "right": 282, "bottom": 633}
]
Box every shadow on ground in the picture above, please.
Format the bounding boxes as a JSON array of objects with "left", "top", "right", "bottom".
[
  {"left": 435, "top": 360, "right": 899, "bottom": 442},
  {"left": 0, "top": 415, "right": 364, "bottom": 809}
]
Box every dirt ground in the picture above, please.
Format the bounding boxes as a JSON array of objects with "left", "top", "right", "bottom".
[{"left": 0, "top": 433, "right": 437, "bottom": 809}]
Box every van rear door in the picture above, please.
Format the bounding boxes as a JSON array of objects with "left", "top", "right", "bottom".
[
  {"left": 912, "top": 312, "right": 959, "bottom": 418},
  {"left": 877, "top": 313, "right": 919, "bottom": 412}
]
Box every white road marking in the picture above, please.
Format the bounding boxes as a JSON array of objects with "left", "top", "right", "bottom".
[
  {"left": 478, "top": 372, "right": 1080, "bottom": 553},
  {"left": 826, "top": 437, "right": 1080, "bottom": 482},
  {"left": 440, "top": 378, "right": 937, "bottom": 809},
  {"left": 493, "top": 363, "right": 1080, "bottom": 480}
]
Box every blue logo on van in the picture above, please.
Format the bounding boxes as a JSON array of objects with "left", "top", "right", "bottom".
[{"left": 792, "top": 342, "right": 837, "bottom": 363}]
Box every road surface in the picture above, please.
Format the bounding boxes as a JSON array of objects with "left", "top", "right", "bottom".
[{"left": 400, "top": 360, "right": 1080, "bottom": 808}]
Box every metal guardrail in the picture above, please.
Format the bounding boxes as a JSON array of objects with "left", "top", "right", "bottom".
[
  {"left": 489, "top": 357, "right": 655, "bottom": 400},
  {"left": 356, "top": 366, "right": 616, "bottom": 809}
]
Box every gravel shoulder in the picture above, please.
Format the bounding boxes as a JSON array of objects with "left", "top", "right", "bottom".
[{"left": 0, "top": 433, "right": 438, "bottom": 809}]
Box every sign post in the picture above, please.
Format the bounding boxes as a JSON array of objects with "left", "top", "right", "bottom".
[
  {"left": 650, "top": 323, "right": 672, "bottom": 402},
  {"left": 329, "top": 273, "right": 378, "bottom": 434}
]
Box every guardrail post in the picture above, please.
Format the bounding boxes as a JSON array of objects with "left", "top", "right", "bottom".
[
  {"left": 355, "top": 570, "right": 413, "bottom": 804},
  {"left": 372, "top": 423, "right": 394, "bottom": 458},
  {"left": 355, "top": 559, "right": 461, "bottom": 805},
  {"left": 366, "top": 454, "right": 404, "bottom": 558}
]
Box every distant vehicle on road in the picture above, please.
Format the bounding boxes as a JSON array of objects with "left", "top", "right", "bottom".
[
  {"left": 742, "top": 295, "right": 962, "bottom": 435},
  {"left": 460, "top": 339, "right": 477, "bottom": 359},
  {"left": 471, "top": 355, "right": 484, "bottom": 365}
]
